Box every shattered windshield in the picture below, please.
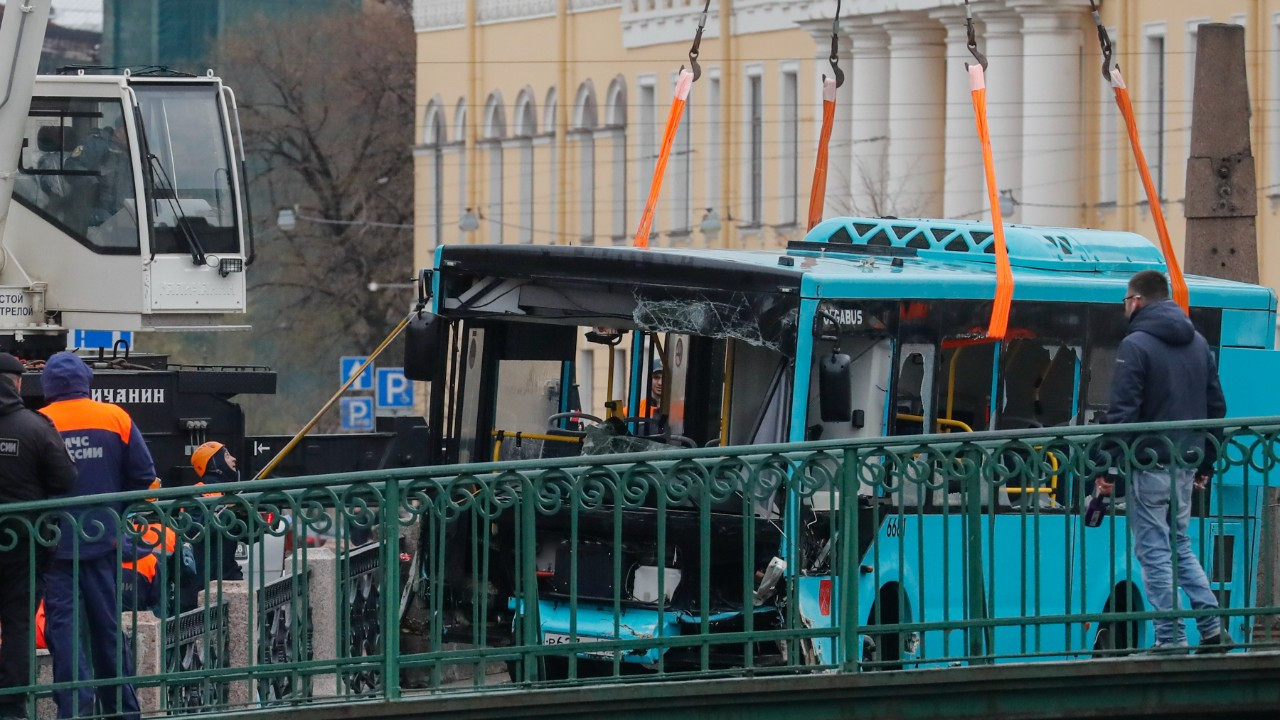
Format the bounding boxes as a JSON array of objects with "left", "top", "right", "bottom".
[{"left": 633, "top": 290, "right": 797, "bottom": 354}]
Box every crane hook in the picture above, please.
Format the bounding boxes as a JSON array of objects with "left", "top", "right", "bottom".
[
  {"left": 1089, "top": 0, "right": 1115, "bottom": 81},
  {"left": 686, "top": 0, "right": 712, "bottom": 83},
  {"left": 827, "top": 0, "right": 845, "bottom": 88},
  {"left": 964, "top": 0, "right": 988, "bottom": 71}
]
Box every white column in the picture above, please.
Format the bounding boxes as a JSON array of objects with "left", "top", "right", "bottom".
[
  {"left": 984, "top": 12, "right": 1025, "bottom": 224},
  {"left": 882, "top": 15, "right": 947, "bottom": 218},
  {"left": 1011, "top": 1, "right": 1089, "bottom": 227},
  {"left": 931, "top": 6, "right": 984, "bottom": 220},
  {"left": 848, "top": 23, "right": 890, "bottom": 217},
  {"left": 802, "top": 22, "right": 855, "bottom": 219}
]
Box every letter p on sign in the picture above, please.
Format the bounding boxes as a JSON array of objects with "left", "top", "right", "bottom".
[{"left": 376, "top": 367, "right": 414, "bottom": 415}]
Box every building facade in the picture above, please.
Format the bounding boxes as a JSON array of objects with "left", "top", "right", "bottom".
[{"left": 413, "top": 0, "right": 1280, "bottom": 413}]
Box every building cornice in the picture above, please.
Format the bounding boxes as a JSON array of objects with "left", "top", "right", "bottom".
[{"left": 414, "top": 0, "right": 465, "bottom": 32}]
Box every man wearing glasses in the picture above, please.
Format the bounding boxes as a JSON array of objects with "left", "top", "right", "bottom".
[{"left": 1095, "top": 269, "right": 1230, "bottom": 654}]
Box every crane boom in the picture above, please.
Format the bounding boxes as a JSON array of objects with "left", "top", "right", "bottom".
[{"left": 0, "top": 0, "right": 51, "bottom": 288}]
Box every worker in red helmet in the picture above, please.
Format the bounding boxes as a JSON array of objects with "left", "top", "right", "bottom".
[{"left": 189, "top": 442, "right": 244, "bottom": 583}]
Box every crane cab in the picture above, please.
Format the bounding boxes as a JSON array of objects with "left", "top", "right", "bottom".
[{"left": 4, "top": 71, "right": 250, "bottom": 337}]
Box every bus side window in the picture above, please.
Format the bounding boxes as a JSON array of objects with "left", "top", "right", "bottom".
[
  {"left": 890, "top": 343, "right": 936, "bottom": 436},
  {"left": 805, "top": 335, "right": 892, "bottom": 441},
  {"left": 1084, "top": 345, "right": 1118, "bottom": 424},
  {"left": 938, "top": 342, "right": 996, "bottom": 433},
  {"left": 996, "top": 341, "right": 1081, "bottom": 430}
]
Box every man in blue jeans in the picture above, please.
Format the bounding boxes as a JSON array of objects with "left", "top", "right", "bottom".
[
  {"left": 1096, "top": 270, "right": 1230, "bottom": 654},
  {"left": 40, "top": 353, "right": 156, "bottom": 718}
]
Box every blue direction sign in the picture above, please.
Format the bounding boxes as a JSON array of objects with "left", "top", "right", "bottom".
[
  {"left": 340, "top": 356, "right": 373, "bottom": 391},
  {"left": 376, "top": 367, "right": 413, "bottom": 413},
  {"left": 70, "top": 330, "right": 133, "bottom": 350},
  {"left": 340, "top": 396, "right": 374, "bottom": 432}
]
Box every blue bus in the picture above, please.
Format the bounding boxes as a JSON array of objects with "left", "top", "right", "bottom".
[{"left": 410, "top": 216, "right": 1276, "bottom": 673}]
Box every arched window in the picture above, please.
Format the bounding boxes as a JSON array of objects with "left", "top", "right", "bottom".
[
  {"left": 483, "top": 92, "right": 507, "bottom": 244},
  {"left": 574, "top": 81, "right": 598, "bottom": 244},
  {"left": 513, "top": 87, "right": 538, "bottom": 244},
  {"left": 454, "top": 99, "right": 468, "bottom": 231},
  {"left": 670, "top": 72, "right": 691, "bottom": 235},
  {"left": 604, "top": 76, "right": 627, "bottom": 243},
  {"left": 423, "top": 97, "right": 447, "bottom": 247},
  {"left": 543, "top": 88, "right": 558, "bottom": 239}
]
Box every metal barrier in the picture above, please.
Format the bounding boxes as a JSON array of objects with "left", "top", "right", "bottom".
[{"left": 0, "top": 417, "right": 1276, "bottom": 716}]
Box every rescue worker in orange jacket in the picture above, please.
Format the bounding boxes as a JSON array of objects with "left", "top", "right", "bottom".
[{"left": 40, "top": 352, "right": 154, "bottom": 720}]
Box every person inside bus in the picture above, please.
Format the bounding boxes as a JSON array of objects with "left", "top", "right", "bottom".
[
  {"left": 641, "top": 357, "right": 663, "bottom": 418},
  {"left": 1094, "top": 270, "right": 1231, "bottom": 654},
  {"left": 636, "top": 356, "right": 665, "bottom": 436}
]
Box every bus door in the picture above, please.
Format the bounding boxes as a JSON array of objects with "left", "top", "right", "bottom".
[{"left": 453, "top": 320, "right": 578, "bottom": 465}]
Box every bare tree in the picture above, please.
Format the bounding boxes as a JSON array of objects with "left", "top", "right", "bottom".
[{"left": 151, "top": 3, "right": 416, "bottom": 434}]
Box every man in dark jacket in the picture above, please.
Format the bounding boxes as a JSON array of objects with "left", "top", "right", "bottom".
[
  {"left": 39, "top": 352, "right": 155, "bottom": 720},
  {"left": 0, "top": 353, "right": 77, "bottom": 720},
  {"left": 1096, "top": 270, "right": 1229, "bottom": 654}
]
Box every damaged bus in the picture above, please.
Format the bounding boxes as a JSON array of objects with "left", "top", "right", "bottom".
[{"left": 405, "top": 216, "right": 1277, "bottom": 675}]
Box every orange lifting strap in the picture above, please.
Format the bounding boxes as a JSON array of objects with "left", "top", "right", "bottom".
[
  {"left": 633, "top": 69, "right": 695, "bottom": 249},
  {"left": 1090, "top": 1, "right": 1189, "bottom": 313},
  {"left": 634, "top": 1, "right": 709, "bottom": 249},
  {"left": 1109, "top": 69, "right": 1190, "bottom": 313},
  {"left": 808, "top": 79, "right": 838, "bottom": 231},
  {"left": 807, "top": 2, "right": 845, "bottom": 231},
  {"left": 963, "top": 3, "right": 1013, "bottom": 338},
  {"left": 969, "top": 65, "right": 1014, "bottom": 339}
]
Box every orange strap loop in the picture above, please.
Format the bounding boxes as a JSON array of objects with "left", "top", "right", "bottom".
[
  {"left": 968, "top": 65, "right": 1013, "bottom": 339},
  {"left": 633, "top": 70, "right": 695, "bottom": 248},
  {"left": 1110, "top": 68, "right": 1190, "bottom": 313},
  {"left": 807, "top": 78, "right": 839, "bottom": 231}
]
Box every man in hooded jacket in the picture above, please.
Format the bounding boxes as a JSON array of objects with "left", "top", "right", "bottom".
[
  {"left": 0, "top": 353, "right": 77, "bottom": 720},
  {"left": 189, "top": 441, "right": 243, "bottom": 589},
  {"left": 1095, "top": 270, "right": 1230, "bottom": 654},
  {"left": 39, "top": 352, "right": 155, "bottom": 719}
]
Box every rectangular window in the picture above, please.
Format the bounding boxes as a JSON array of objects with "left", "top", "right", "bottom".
[
  {"left": 1098, "top": 27, "right": 1118, "bottom": 207},
  {"left": 458, "top": 144, "right": 468, "bottom": 233},
  {"left": 780, "top": 69, "right": 799, "bottom": 227},
  {"left": 671, "top": 74, "right": 692, "bottom": 235},
  {"left": 578, "top": 131, "right": 595, "bottom": 243},
  {"left": 1271, "top": 15, "right": 1280, "bottom": 194},
  {"left": 1186, "top": 19, "right": 1209, "bottom": 154},
  {"left": 432, "top": 146, "right": 444, "bottom": 246},
  {"left": 638, "top": 79, "right": 657, "bottom": 232},
  {"left": 487, "top": 143, "right": 503, "bottom": 243},
  {"left": 749, "top": 74, "right": 764, "bottom": 226},
  {"left": 1141, "top": 25, "right": 1167, "bottom": 199},
  {"left": 706, "top": 74, "right": 721, "bottom": 214},
  {"left": 519, "top": 140, "right": 534, "bottom": 243},
  {"left": 610, "top": 128, "right": 627, "bottom": 242},
  {"left": 16, "top": 96, "right": 140, "bottom": 254}
]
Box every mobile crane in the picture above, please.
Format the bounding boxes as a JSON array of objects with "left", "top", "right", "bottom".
[{"left": 0, "top": 0, "right": 270, "bottom": 484}]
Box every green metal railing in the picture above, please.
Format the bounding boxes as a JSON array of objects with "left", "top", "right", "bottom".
[{"left": 0, "top": 417, "right": 1277, "bottom": 716}]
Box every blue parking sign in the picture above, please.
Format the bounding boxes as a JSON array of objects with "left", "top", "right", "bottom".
[
  {"left": 340, "top": 396, "right": 374, "bottom": 431},
  {"left": 376, "top": 367, "right": 413, "bottom": 413},
  {"left": 340, "top": 356, "right": 373, "bottom": 391}
]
